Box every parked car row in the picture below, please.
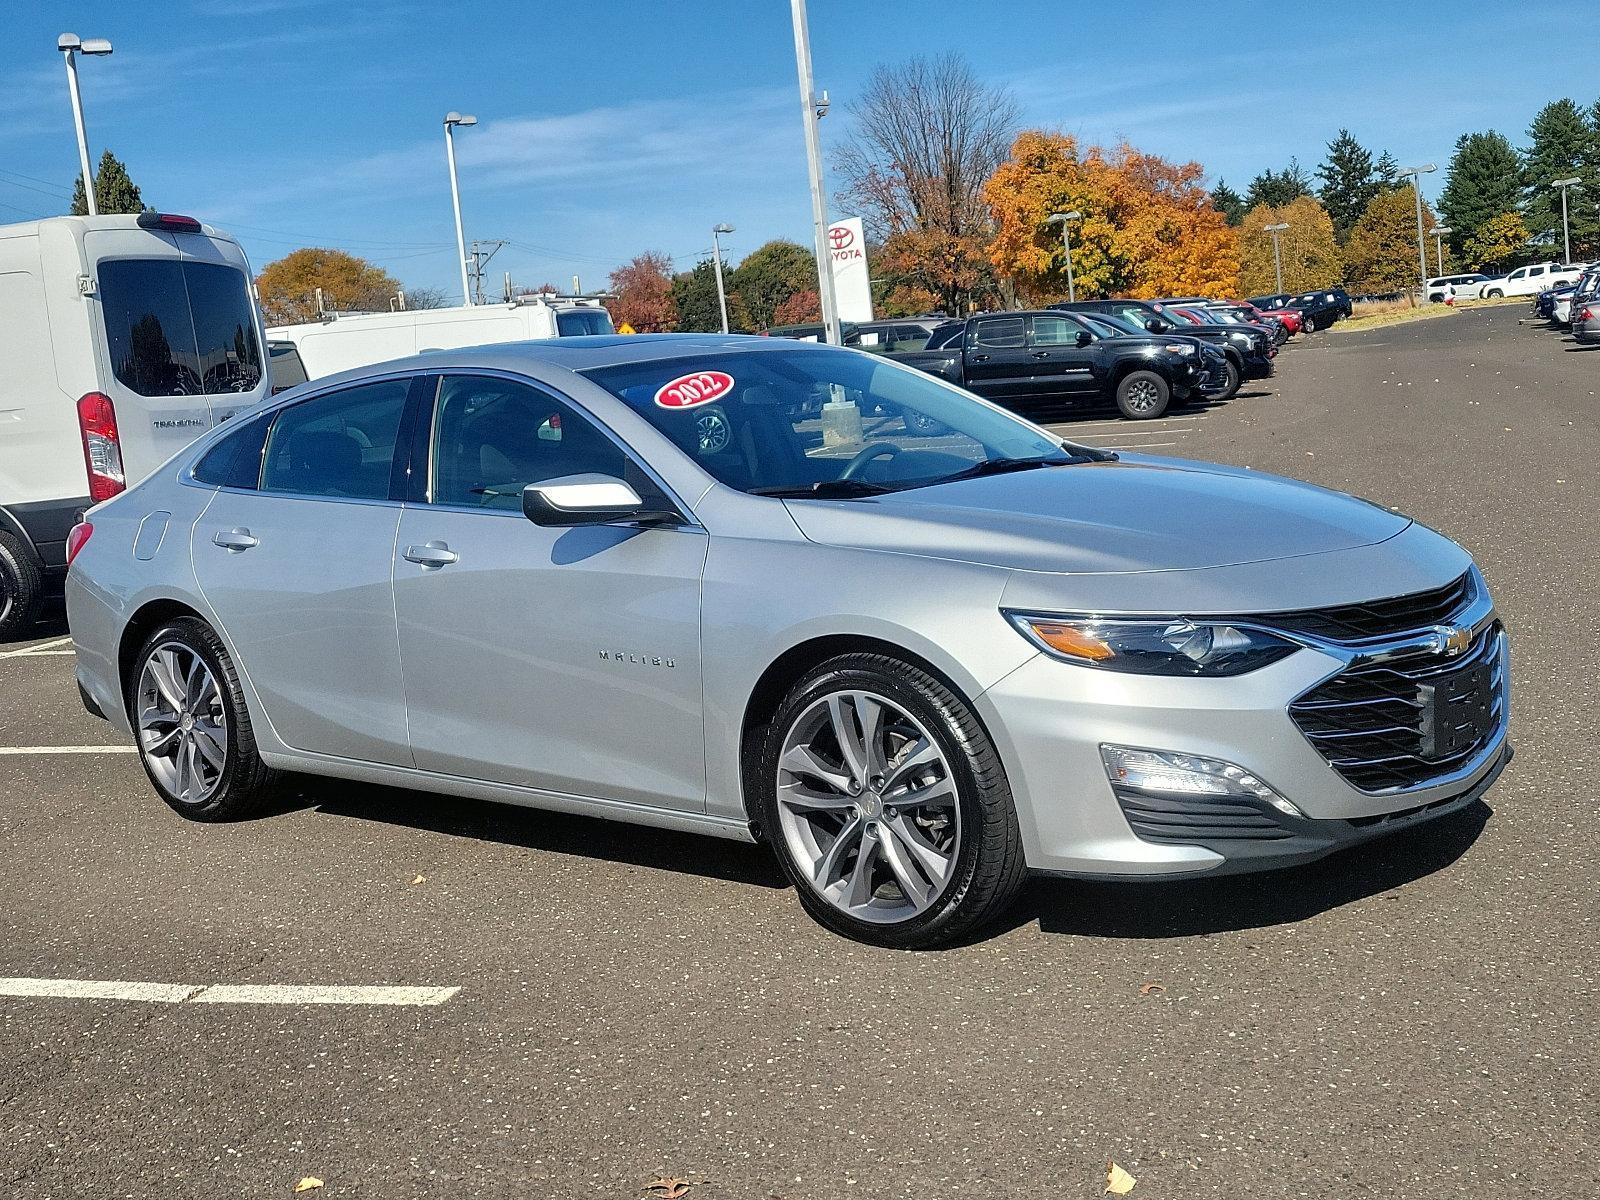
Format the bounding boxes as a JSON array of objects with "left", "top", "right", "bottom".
[
  {"left": 1462, "top": 261, "right": 1587, "bottom": 300},
  {"left": 1531, "top": 262, "right": 1600, "bottom": 343}
]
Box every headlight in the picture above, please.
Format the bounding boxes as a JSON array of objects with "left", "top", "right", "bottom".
[
  {"left": 1163, "top": 344, "right": 1195, "bottom": 355},
  {"left": 1006, "top": 613, "right": 1299, "bottom": 676}
]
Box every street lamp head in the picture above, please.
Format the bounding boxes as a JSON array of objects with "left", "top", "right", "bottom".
[
  {"left": 713, "top": 223, "right": 734, "bottom": 234},
  {"left": 80, "top": 38, "right": 113, "bottom": 55},
  {"left": 1046, "top": 211, "right": 1083, "bottom": 225},
  {"left": 1399, "top": 164, "right": 1437, "bottom": 177},
  {"left": 1552, "top": 176, "right": 1582, "bottom": 189},
  {"left": 1264, "top": 222, "right": 1290, "bottom": 232},
  {"left": 1429, "top": 226, "right": 1451, "bottom": 236},
  {"left": 57, "top": 32, "right": 80, "bottom": 51},
  {"left": 444, "top": 112, "right": 477, "bottom": 128}
]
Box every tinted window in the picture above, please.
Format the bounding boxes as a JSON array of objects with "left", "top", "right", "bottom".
[
  {"left": 191, "top": 413, "right": 272, "bottom": 489},
  {"left": 1031, "top": 315, "right": 1085, "bottom": 345},
  {"left": 268, "top": 341, "right": 309, "bottom": 393},
  {"left": 429, "top": 375, "right": 627, "bottom": 511},
  {"left": 582, "top": 348, "right": 1070, "bottom": 496},
  {"left": 555, "top": 309, "right": 615, "bottom": 336},
  {"left": 98, "top": 259, "right": 262, "bottom": 397},
  {"left": 972, "top": 317, "right": 1025, "bottom": 348},
  {"left": 260, "top": 379, "right": 409, "bottom": 500}
]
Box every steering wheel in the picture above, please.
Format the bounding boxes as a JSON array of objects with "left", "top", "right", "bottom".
[{"left": 839, "top": 442, "right": 904, "bottom": 481}]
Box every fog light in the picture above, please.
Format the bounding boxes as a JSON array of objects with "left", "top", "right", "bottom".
[{"left": 1100, "top": 745, "right": 1304, "bottom": 817}]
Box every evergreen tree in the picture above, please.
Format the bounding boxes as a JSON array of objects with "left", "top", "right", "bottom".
[
  {"left": 69, "top": 149, "right": 147, "bottom": 215},
  {"left": 1374, "top": 151, "right": 1401, "bottom": 187},
  {"left": 1315, "top": 130, "right": 1380, "bottom": 243},
  {"left": 1211, "top": 180, "right": 1246, "bottom": 226},
  {"left": 1437, "top": 131, "right": 1522, "bottom": 255},
  {"left": 1245, "top": 159, "right": 1313, "bottom": 210},
  {"left": 672, "top": 260, "right": 726, "bottom": 332},
  {"left": 1521, "top": 99, "right": 1598, "bottom": 255}
]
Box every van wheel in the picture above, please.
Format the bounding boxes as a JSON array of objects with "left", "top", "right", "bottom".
[
  {"left": 0, "top": 531, "right": 43, "bottom": 643},
  {"left": 1116, "top": 370, "right": 1170, "bottom": 419},
  {"left": 755, "top": 654, "right": 1027, "bottom": 949},
  {"left": 130, "top": 617, "right": 279, "bottom": 821}
]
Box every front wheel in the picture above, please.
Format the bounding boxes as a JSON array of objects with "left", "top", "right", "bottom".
[
  {"left": 1215, "top": 358, "right": 1242, "bottom": 401},
  {"left": 1116, "top": 369, "right": 1170, "bottom": 419},
  {"left": 755, "top": 654, "right": 1027, "bottom": 949},
  {"left": 1486, "top": 289, "right": 1503, "bottom": 299},
  {"left": 130, "top": 617, "right": 279, "bottom": 821}
]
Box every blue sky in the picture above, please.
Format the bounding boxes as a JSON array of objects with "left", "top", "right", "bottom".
[{"left": 2, "top": 2, "right": 1581, "bottom": 295}]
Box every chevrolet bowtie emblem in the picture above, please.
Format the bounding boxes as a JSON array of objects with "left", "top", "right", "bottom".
[{"left": 1437, "top": 626, "right": 1472, "bottom": 657}]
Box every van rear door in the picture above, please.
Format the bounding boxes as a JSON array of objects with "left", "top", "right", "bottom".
[{"left": 85, "top": 225, "right": 267, "bottom": 487}]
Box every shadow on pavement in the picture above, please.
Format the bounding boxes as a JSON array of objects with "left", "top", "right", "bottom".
[
  {"left": 999, "top": 800, "right": 1491, "bottom": 941},
  {"left": 304, "top": 777, "right": 788, "bottom": 889}
]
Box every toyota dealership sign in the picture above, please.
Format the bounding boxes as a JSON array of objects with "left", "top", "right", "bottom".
[{"left": 827, "top": 217, "right": 873, "bottom": 323}]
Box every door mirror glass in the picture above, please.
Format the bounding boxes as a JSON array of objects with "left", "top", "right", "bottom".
[
  {"left": 522, "top": 474, "right": 670, "bottom": 526},
  {"left": 1075, "top": 329, "right": 1093, "bottom": 347}
]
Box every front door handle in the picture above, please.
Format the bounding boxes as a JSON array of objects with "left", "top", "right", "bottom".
[
  {"left": 212, "top": 528, "right": 258, "bottom": 551},
  {"left": 1031, "top": 350, "right": 1050, "bottom": 358},
  {"left": 402, "top": 540, "right": 459, "bottom": 568}
]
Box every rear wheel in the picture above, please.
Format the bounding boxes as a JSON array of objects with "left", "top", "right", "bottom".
[
  {"left": 755, "top": 654, "right": 1027, "bottom": 949},
  {"left": 1487, "top": 289, "right": 1503, "bottom": 299},
  {"left": 130, "top": 617, "right": 278, "bottom": 821},
  {"left": 0, "top": 531, "right": 43, "bottom": 643},
  {"left": 1116, "top": 370, "right": 1170, "bottom": 419}
]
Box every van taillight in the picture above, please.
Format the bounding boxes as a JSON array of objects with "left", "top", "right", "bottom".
[
  {"left": 135, "top": 211, "right": 203, "bottom": 233},
  {"left": 66, "top": 521, "right": 94, "bottom": 566},
  {"left": 76, "top": 391, "right": 125, "bottom": 502}
]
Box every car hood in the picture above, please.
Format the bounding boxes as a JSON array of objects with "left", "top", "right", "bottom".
[{"left": 784, "top": 456, "right": 1411, "bottom": 576}]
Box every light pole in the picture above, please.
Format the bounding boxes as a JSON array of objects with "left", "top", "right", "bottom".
[
  {"left": 1045, "top": 210, "right": 1083, "bottom": 302},
  {"left": 57, "top": 33, "right": 113, "bottom": 216},
  {"left": 1264, "top": 222, "right": 1290, "bottom": 294},
  {"left": 1398, "top": 164, "right": 1437, "bottom": 302},
  {"left": 788, "top": 0, "right": 841, "bottom": 345},
  {"left": 443, "top": 111, "right": 477, "bottom": 306},
  {"left": 711, "top": 223, "right": 735, "bottom": 333},
  {"left": 1552, "top": 177, "right": 1582, "bottom": 264},
  {"left": 1428, "top": 226, "right": 1451, "bottom": 277}
]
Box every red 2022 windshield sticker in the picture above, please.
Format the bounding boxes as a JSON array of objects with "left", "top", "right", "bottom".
[{"left": 654, "top": 370, "right": 734, "bottom": 409}]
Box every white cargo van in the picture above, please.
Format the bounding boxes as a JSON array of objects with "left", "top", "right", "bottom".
[
  {"left": 266, "top": 295, "right": 615, "bottom": 385},
  {"left": 0, "top": 212, "right": 268, "bottom": 638}
]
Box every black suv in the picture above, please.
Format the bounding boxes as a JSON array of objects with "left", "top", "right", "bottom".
[{"left": 1053, "top": 299, "right": 1274, "bottom": 383}]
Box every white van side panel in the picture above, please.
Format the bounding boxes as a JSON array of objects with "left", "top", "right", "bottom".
[
  {"left": 0, "top": 228, "right": 81, "bottom": 510},
  {"left": 272, "top": 303, "right": 562, "bottom": 380}
]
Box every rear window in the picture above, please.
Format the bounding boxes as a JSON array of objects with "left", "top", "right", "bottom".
[
  {"left": 555, "top": 309, "right": 614, "bottom": 336},
  {"left": 98, "top": 259, "right": 262, "bottom": 397}
]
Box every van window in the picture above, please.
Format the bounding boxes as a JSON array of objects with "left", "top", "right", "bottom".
[
  {"left": 267, "top": 341, "right": 309, "bottom": 394},
  {"left": 260, "top": 379, "right": 409, "bottom": 500},
  {"left": 555, "top": 309, "right": 614, "bottom": 336},
  {"left": 98, "top": 259, "right": 262, "bottom": 397}
]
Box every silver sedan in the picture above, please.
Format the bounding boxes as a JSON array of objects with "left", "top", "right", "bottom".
[{"left": 65, "top": 336, "right": 1511, "bottom": 947}]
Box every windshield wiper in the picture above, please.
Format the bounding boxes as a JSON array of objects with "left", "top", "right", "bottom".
[
  {"left": 751, "top": 478, "right": 897, "bottom": 499},
  {"left": 906, "top": 454, "right": 1097, "bottom": 490}
]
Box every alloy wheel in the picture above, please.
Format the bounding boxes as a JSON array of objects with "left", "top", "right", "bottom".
[
  {"left": 775, "top": 690, "right": 961, "bottom": 925},
  {"left": 136, "top": 642, "right": 228, "bottom": 805},
  {"left": 1125, "top": 378, "right": 1162, "bottom": 413}
]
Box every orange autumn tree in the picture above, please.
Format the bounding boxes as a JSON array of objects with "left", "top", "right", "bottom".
[{"left": 984, "top": 131, "right": 1239, "bottom": 302}]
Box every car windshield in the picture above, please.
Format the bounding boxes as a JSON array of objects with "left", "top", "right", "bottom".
[{"left": 582, "top": 347, "right": 1090, "bottom": 497}]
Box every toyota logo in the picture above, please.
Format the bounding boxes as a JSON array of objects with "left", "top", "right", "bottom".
[{"left": 829, "top": 225, "right": 854, "bottom": 251}]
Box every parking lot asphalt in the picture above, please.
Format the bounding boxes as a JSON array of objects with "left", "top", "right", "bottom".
[{"left": 1, "top": 305, "right": 1595, "bottom": 1199}]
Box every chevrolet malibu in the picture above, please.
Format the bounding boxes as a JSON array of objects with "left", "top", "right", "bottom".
[{"left": 65, "top": 336, "right": 1510, "bottom": 948}]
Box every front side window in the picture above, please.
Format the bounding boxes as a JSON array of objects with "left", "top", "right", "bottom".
[
  {"left": 582, "top": 348, "right": 1075, "bottom": 497},
  {"left": 98, "top": 259, "right": 262, "bottom": 397},
  {"left": 1030, "top": 315, "right": 1085, "bottom": 346},
  {"left": 260, "top": 379, "right": 409, "bottom": 500},
  {"left": 429, "top": 375, "right": 628, "bottom": 511}
]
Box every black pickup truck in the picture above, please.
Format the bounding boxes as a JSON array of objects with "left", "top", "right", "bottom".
[
  {"left": 894, "top": 310, "right": 1226, "bottom": 420},
  {"left": 1052, "top": 299, "right": 1275, "bottom": 386}
]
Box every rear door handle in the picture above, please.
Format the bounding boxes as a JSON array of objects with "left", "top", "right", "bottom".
[
  {"left": 402, "top": 540, "right": 458, "bottom": 567},
  {"left": 212, "top": 528, "right": 258, "bottom": 551},
  {"left": 971, "top": 353, "right": 990, "bottom": 362}
]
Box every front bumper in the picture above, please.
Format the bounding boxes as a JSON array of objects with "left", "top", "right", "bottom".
[
  {"left": 976, "top": 605, "right": 1509, "bottom": 879},
  {"left": 1243, "top": 347, "right": 1276, "bottom": 378}
]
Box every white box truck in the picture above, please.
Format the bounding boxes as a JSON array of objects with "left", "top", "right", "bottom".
[
  {"left": 0, "top": 212, "right": 268, "bottom": 638},
  {"left": 266, "top": 294, "right": 615, "bottom": 386}
]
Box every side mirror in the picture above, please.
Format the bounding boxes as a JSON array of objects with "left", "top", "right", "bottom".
[
  {"left": 1074, "top": 330, "right": 1093, "bottom": 347},
  {"left": 522, "top": 474, "right": 678, "bottom": 527},
  {"left": 1144, "top": 318, "right": 1170, "bottom": 333}
]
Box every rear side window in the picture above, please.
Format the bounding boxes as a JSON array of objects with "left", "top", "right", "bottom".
[
  {"left": 191, "top": 413, "right": 272, "bottom": 489},
  {"left": 260, "top": 379, "right": 409, "bottom": 500},
  {"left": 971, "top": 316, "right": 1025, "bottom": 348},
  {"left": 98, "top": 259, "right": 263, "bottom": 397},
  {"left": 555, "top": 309, "right": 615, "bottom": 336}
]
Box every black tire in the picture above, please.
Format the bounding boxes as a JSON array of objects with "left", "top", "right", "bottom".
[
  {"left": 1486, "top": 289, "right": 1503, "bottom": 299},
  {"left": 0, "top": 530, "right": 44, "bottom": 643},
  {"left": 754, "top": 653, "right": 1027, "bottom": 949},
  {"left": 1115, "top": 369, "right": 1170, "bottom": 420},
  {"left": 129, "top": 616, "right": 279, "bottom": 822},
  {"left": 1216, "top": 357, "right": 1242, "bottom": 401}
]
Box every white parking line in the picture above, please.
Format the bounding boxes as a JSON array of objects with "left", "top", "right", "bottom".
[
  {"left": 1053, "top": 416, "right": 1203, "bottom": 432},
  {"left": 0, "top": 977, "right": 460, "bottom": 1006},
  {"left": 0, "top": 637, "right": 72, "bottom": 659},
  {"left": 0, "top": 745, "right": 135, "bottom": 755}
]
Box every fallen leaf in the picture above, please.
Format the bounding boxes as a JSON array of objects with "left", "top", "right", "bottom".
[
  {"left": 643, "top": 1177, "right": 692, "bottom": 1199},
  {"left": 293, "top": 1179, "right": 324, "bottom": 1194},
  {"left": 411, "top": 874, "right": 426, "bottom": 885},
  {"left": 1139, "top": 982, "right": 1165, "bottom": 997},
  {"left": 1106, "top": 1159, "right": 1137, "bottom": 1194}
]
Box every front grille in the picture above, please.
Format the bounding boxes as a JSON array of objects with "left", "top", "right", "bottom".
[
  {"left": 1290, "top": 624, "right": 1506, "bottom": 792},
  {"left": 1250, "top": 571, "right": 1475, "bottom": 642},
  {"left": 1112, "top": 787, "right": 1292, "bottom": 843}
]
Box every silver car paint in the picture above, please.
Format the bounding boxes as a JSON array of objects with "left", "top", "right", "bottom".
[{"left": 67, "top": 337, "right": 1507, "bottom": 877}]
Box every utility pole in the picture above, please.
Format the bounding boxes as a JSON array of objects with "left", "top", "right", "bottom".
[
  {"left": 789, "top": 0, "right": 841, "bottom": 345},
  {"left": 467, "top": 239, "right": 507, "bottom": 306}
]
